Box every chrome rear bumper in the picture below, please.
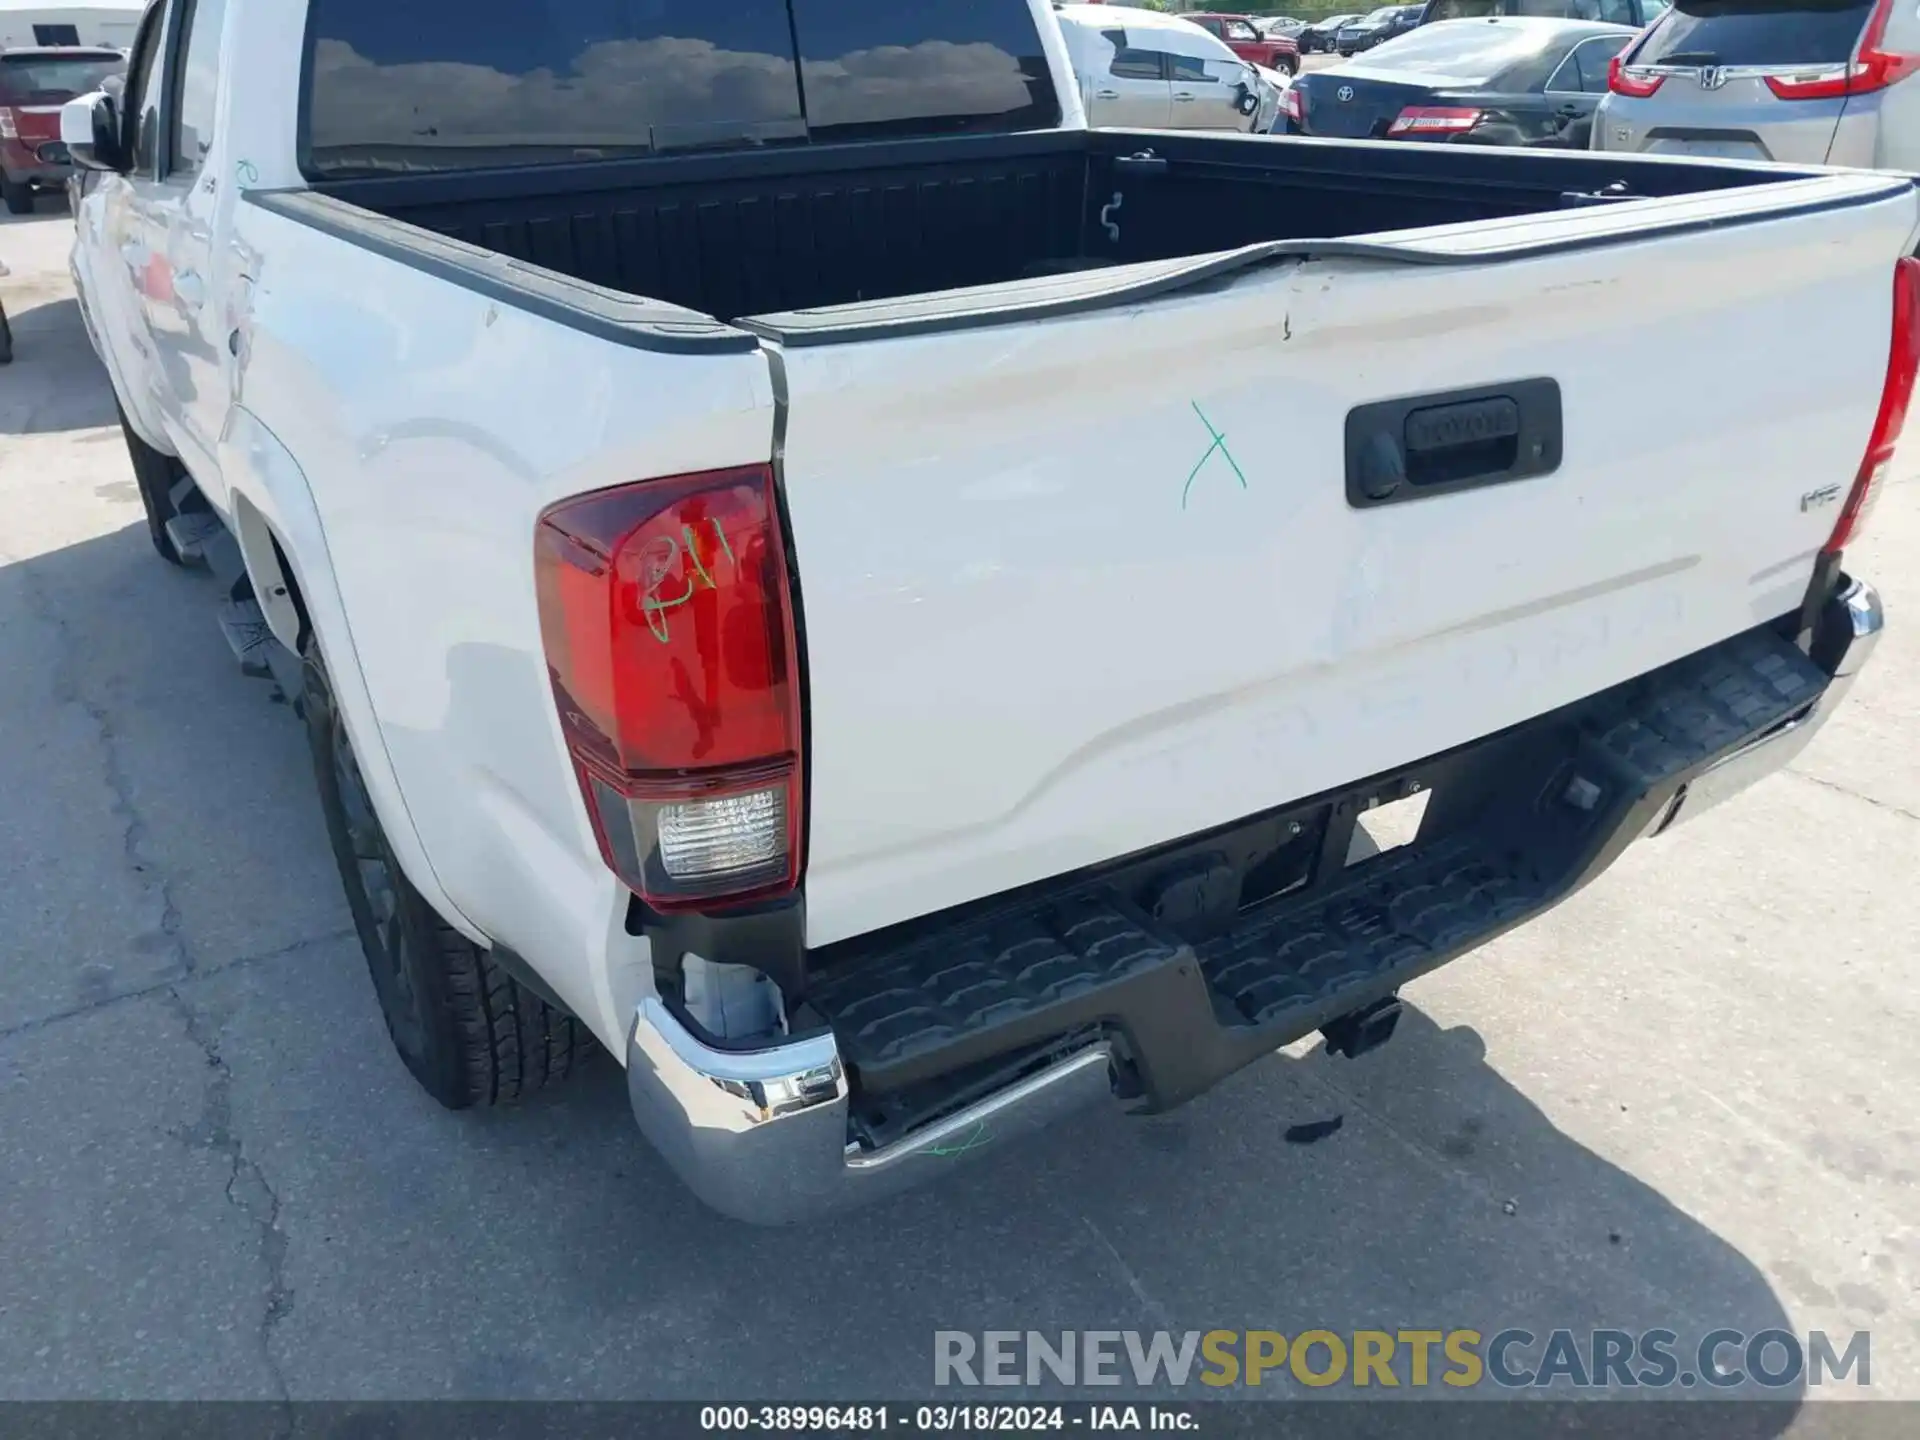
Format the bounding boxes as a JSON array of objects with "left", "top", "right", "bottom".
[{"left": 626, "top": 998, "right": 1116, "bottom": 1224}]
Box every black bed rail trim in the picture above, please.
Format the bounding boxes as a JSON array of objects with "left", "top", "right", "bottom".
[
  {"left": 738, "top": 170, "right": 1914, "bottom": 349},
  {"left": 309, "top": 129, "right": 1093, "bottom": 207},
  {"left": 244, "top": 190, "right": 760, "bottom": 356}
]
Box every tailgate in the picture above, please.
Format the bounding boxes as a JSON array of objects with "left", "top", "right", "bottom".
[{"left": 751, "top": 173, "right": 1918, "bottom": 946}]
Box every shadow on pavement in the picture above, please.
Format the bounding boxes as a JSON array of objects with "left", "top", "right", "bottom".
[{"left": 0, "top": 297, "right": 120, "bottom": 435}]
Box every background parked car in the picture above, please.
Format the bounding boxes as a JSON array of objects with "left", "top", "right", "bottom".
[
  {"left": 0, "top": 43, "right": 121, "bottom": 213},
  {"left": 1183, "top": 11, "right": 1301, "bottom": 74},
  {"left": 1420, "top": 0, "right": 1666, "bottom": 25},
  {"left": 1298, "top": 13, "right": 1364, "bottom": 51},
  {"left": 1261, "top": 15, "right": 1309, "bottom": 39},
  {"left": 1338, "top": 5, "right": 1426, "bottom": 54},
  {"left": 1592, "top": 0, "right": 1918, "bottom": 167},
  {"left": 1057, "top": 4, "right": 1285, "bottom": 131},
  {"left": 1280, "top": 16, "right": 1637, "bottom": 147}
]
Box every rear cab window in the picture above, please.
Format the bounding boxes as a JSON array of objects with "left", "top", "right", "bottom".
[
  {"left": 301, "top": 0, "right": 1061, "bottom": 178},
  {"left": 1634, "top": 0, "right": 1872, "bottom": 65},
  {"left": 792, "top": 0, "right": 1059, "bottom": 139}
]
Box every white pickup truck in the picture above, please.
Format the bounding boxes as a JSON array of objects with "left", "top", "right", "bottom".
[{"left": 65, "top": 0, "right": 1899, "bottom": 1223}]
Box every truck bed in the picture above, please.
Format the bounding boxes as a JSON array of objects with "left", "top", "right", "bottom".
[{"left": 306, "top": 129, "right": 1807, "bottom": 324}]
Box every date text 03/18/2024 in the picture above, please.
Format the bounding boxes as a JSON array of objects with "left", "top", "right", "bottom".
[{"left": 699, "top": 1407, "right": 1191, "bottom": 1432}]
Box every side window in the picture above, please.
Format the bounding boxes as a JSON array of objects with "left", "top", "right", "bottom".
[
  {"left": 1226, "top": 21, "right": 1260, "bottom": 40},
  {"left": 168, "top": 0, "right": 226, "bottom": 177},
  {"left": 1104, "top": 32, "right": 1166, "bottom": 80},
  {"left": 1170, "top": 54, "right": 1225, "bottom": 83},
  {"left": 125, "top": 2, "right": 167, "bottom": 173},
  {"left": 1578, "top": 35, "right": 1630, "bottom": 88},
  {"left": 1545, "top": 44, "right": 1581, "bottom": 90},
  {"left": 1547, "top": 39, "right": 1616, "bottom": 91}
]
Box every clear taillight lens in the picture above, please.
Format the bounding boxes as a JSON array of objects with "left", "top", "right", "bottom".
[{"left": 535, "top": 465, "right": 804, "bottom": 911}]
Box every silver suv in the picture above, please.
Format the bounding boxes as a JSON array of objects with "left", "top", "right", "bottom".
[{"left": 1592, "top": 0, "right": 1920, "bottom": 168}]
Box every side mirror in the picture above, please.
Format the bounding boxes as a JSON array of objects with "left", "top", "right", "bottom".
[{"left": 61, "top": 92, "right": 128, "bottom": 175}]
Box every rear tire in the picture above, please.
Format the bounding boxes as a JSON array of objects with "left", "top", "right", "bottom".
[
  {"left": 2, "top": 178, "right": 32, "bottom": 216},
  {"left": 116, "top": 405, "right": 188, "bottom": 565},
  {"left": 303, "top": 642, "right": 585, "bottom": 1109}
]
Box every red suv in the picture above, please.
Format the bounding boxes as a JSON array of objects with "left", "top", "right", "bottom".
[
  {"left": 1183, "top": 12, "right": 1302, "bottom": 74},
  {"left": 1, "top": 47, "right": 125, "bottom": 215}
]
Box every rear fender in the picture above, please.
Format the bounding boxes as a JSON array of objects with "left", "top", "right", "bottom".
[{"left": 218, "top": 403, "right": 488, "bottom": 945}]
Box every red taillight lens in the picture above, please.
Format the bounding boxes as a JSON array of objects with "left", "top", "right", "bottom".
[
  {"left": 1607, "top": 55, "right": 1666, "bottom": 97},
  {"left": 1386, "top": 105, "right": 1483, "bottom": 137},
  {"left": 534, "top": 465, "right": 804, "bottom": 911},
  {"left": 1764, "top": 0, "right": 1918, "bottom": 97},
  {"left": 0, "top": 107, "right": 18, "bottom": 140},
  {"left": 1826, "top": 257, "right": 1920, "bottom": 556},
  {"left": 1279, "top": 86, "right": 1304, "bottom": 124}
]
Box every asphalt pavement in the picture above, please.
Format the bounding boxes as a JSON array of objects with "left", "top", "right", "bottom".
[{"left": 2, "top": 199, "right": 1916, "bottom": 1408}]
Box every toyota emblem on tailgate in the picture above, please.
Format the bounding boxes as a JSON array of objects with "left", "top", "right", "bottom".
[{"left": 1337, "top": 85, "right": 1355, "bottom": 101}]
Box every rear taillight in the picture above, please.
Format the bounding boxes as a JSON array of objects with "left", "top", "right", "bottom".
[
  {"left": 1764, "top": 0, "right": 1918, "bottom": 98},
  {"left": 1279, "top": 86, "right": 1304, "bottom": 124},
  {"left": 534, "top": 465, "right": 804, "bottom": 911},
  {"left": 1607, "top": 54, "right": 1666, "bottom": 98},
  {"left": 0, "top": 107, "right": 17, "bottom": 140},
  {"left": 1826, "top": 257, "right": 1920, "bottom": 556},
  {"left": 1386, "top": 105, "right": 1483, "bottom": 137}
]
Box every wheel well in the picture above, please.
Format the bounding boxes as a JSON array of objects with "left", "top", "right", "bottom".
[
  {"left": 227, "top": 489, "right": 313, "bottom": 654},
  {"left": 269, "top": 532, "right": 313, "bottom": 653}
]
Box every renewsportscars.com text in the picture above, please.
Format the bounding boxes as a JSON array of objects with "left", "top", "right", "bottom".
[{"left": 933, "top": 1329, "right": 1871, "bottom": 1390}]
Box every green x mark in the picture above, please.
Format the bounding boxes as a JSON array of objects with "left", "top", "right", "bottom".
[{"left": 1181, "top": 401, "right": 1249, "bottom": 511}]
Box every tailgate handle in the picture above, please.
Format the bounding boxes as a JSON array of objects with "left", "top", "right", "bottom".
[{"left": 1346, "top": 378, "right": 1561, "bottom": 509}]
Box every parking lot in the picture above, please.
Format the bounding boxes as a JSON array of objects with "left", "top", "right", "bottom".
[{"left": 3, "top": 193, "right": 1918, "bottom": 1407}]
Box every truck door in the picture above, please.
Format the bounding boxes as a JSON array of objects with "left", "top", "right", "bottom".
[
  {"left": 148, "top": 0, "right": 231, "bottom": 504},
  {"left": 135, "top": 0, "right": 231, "bottom": 508},
  {"left": 93, "top": 0, "right": 173, "bottom": 424}
]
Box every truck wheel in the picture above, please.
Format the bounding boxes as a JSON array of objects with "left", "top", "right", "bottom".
[
  {"left": 116, "top": 405, "right": 187, "bottom": 565},
  {"left": 303, "top": 643, "right": 584, "bottom": 1109},
  {"left": 2, "top": 178, "right": 32, "bottom": 216}
]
